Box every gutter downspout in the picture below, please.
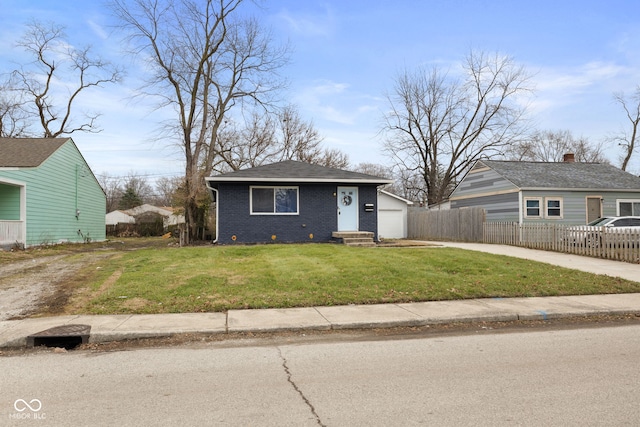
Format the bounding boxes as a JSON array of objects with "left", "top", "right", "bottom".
[{"left": 205, "top": 181, "right": 219, "bottom": 243}]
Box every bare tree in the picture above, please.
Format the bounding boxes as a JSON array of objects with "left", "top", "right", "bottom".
[
  {"left": 504, "top": 130, "right": 607, "bottom": 163},
  {"left": 122, "top": 172, "right": 155, "bottom": 203},
  {"left": 351, "top": 162, "right": 399, "bottom": 193},
  {"left": 212, "top": 111, "right": 277, "bottom": 171},
  {"left": 381, "top": 51, "right": 531, "bottom": 205},
  {"left": 612, "top": 86, "right": 640, "bottom": 171},
  {"left": 97, "top": 172, "right": 123, "bottom": 213},
  {"left": 0, "top": 75, "right": 30, "bottom": 137},
  {"left": 212, "top": 104, "right": 348, "bottom": 172},
  {"left": 11, "top": 21, "right": 122, "bottom": 137},
  {"left": 111, "top": 0, "right": 289, "bottom": 242},
  {"left": 276, "top": 105, "right": 349, "bottom": 168},
  {"left": 153, "top": 176, "right": 182, "bottom": 206}
]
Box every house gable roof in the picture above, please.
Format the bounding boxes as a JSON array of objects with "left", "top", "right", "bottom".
[
  {"left": 378, "top": 189, "right": 414, "bottom": 205},
  {"left": 478, "top": 160, "right": 640, "bottom": 191},
  {"left": 0, "top": 138, "right": 69, "bottom": 167},
  {"left": 206, "top": 160, "right": 393, "bottom": 185}
]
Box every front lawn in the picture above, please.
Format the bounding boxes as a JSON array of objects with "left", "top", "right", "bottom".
[{"left": 65, "top": 243, "right": 640, "bottom": 314}]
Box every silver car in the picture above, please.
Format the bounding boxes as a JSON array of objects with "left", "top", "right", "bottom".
[{"left": 565, "top": 216, "right": 640, "bottom": 247}]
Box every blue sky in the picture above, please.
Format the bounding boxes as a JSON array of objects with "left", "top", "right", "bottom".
[{"left": 2, "top": 0, "right": 640, "bottom": 180}]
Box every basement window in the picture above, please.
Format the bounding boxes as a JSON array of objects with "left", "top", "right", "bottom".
[{"left": 251, "top": 186, "right": 298, "bottom": 215}]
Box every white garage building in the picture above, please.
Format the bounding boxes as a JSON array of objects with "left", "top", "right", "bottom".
[{"left": 377, "top": 190, "right": 413, "bottom": 239}]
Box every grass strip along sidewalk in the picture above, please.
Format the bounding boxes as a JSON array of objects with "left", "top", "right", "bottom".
[{"left": 57, "top": 243, "right": 640, "bottom": 315}]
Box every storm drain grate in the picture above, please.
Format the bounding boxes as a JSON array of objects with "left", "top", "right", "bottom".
[{"left": 27, "top": 324, "right": 91, "bottom": 350}]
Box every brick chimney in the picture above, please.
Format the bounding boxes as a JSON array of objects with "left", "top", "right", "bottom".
[{"left": 563, "top": 153, "right": 575, "bottom": 163}]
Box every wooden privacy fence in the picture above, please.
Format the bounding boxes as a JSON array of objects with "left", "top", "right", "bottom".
[
  {"left": 407, "top": 207, "right": 486, "bottom": 242},
  {"left": 484, "top": 222, "right": 640, "bottom": 264}
]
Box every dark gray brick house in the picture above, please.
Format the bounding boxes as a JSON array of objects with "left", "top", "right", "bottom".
[{"left": 205, "top": 161, "right": 392, "bottom": 244}]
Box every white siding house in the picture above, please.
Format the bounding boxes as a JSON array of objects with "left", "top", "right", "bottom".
[
  {"left": 106, "top": 204, "right": 185, "bottom": 228},
  {"left": 105, "top": 210, "right": 135, "bottom": 226}
]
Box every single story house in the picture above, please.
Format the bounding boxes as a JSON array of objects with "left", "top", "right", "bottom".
[
  {"left": 0, "top": 137, "right": 106, "bottom": 249},
  {"left": 377, "top": 189, "right": 413, "bottom": 239},
  {"left": 205, "top": 160, "right": 393, "bottom": 244},
  {"left": 106, "top": 204, "right": 184, "bottom": 228},
  {"left": 105, "top": 209, "right": 136, "bottom": 226},
  {"left": 449, "top": 158, "right": 640, "bottom": 225}
]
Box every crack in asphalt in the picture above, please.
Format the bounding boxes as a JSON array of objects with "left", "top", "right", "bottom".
[{"left": 277, "top": 347, "right": 326, "bottom": 427}]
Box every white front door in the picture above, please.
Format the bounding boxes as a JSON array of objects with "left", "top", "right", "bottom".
[{"left": 337, "top": 186, "right": 358, "bottom": 231}]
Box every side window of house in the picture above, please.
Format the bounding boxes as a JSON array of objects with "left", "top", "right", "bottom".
[
  {"left": 618, "top": 200, "right": 640, "bottom": 216},
  {"left": 545, "top": 198, "right": 563, "bottom": 219},
  {"left": 250, "top": 187, "right": 298, "bottom": 214},
  {"left": 524, "top": 198, "right": 541, "bottom": 218}
]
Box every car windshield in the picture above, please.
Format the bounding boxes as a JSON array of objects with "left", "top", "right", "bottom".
[{"left": 587, "top": 217, "right": 612, "bottom": 226}]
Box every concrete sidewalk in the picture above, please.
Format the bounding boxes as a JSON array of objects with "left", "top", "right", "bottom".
[
  {"left": 2, "top": 242, "right": 639, "bottom": 349},
  {"left": 2, "top": 293, "right": 640, "bottom": 348}
]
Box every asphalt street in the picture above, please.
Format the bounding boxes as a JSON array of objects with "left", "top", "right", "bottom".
[{"left": 1, "top": 324, "right": 639, "bottom": 426}]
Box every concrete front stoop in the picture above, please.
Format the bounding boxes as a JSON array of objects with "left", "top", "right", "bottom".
[{"left": 332, "top": 231, "right": 376, "bottom": 247}]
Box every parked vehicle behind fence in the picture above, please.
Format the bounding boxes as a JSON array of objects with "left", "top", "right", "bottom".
[{"left": 564, "top": 216, "right": 640, "bottom": 247}]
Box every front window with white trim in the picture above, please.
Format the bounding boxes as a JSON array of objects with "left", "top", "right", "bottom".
[
  {"left": 545, "top": 197, "right": 563, "bottom": 218},
  {"left": 618, "top": 199, "right": 640, "bottom": 216},
  {"left": 524, "top": 197, "right": 542, "bottom": 218},
  {"left": 250, "top": 186, "right": 299, "bottom": 215}
]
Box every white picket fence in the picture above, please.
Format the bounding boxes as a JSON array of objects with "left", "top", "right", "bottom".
[
  {"left": 484, "top": 222, "right": 640, "bottom": 264},
  {"left": 407, "top": 209, "right": 640, "bottom": 264}
]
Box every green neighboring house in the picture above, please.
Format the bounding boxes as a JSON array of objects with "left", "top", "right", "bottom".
[{"left": 0, "top": 137, "right": 106, "bottom": 249}]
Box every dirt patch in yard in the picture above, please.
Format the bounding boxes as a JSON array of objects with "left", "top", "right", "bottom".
[
  {"left": 0, "top": 253, "right": 111, "bottom": 320},
  {"left": 0, "top": 238, "right": 178, "bottom": 320}
]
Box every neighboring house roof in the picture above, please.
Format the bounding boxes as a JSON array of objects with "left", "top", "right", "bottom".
[
  {"left": 206, "top": 160, "right": 394, "bottom": 185},
  {"left": 125, "top": 204, "right": 174, "bottom": 217},
  {"left": 378, "top": 189, "right": 414, "bottom": 205},
  {"left": 0, "top": 138, "right": 68, "bottom": 167},
  {"left": 477, "top": 160, "right": 640, "bottom": 191},
  {"left": 106, "top": 205, "right": 185, "bottom": 226},
  {"left": 105, "top": 210, "right": 135, "bottom": 225}
]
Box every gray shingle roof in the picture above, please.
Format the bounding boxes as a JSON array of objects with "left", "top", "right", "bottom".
[
  {"left": 480, "top": 160, "right": 640, "bottom": 190},
  {"left": 206, "top": 160, "right": 393, "bottom": 184},
  {"left": 0, "top": 138, "right": 69, "bottom": 167}
]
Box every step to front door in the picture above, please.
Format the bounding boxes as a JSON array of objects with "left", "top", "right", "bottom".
[{"left": 332, "top": 231, "right": 376, "bottom": 247}]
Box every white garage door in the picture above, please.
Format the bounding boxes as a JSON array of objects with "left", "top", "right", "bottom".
[{"left": 378, "top": 209, "right": 405, "bottom": 239}]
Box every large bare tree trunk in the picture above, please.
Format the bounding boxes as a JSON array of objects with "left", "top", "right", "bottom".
[{"left": 111, "top": 0, "right": 288, "bottom": 242}]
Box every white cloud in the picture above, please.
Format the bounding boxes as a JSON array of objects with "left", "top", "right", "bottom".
[
  {"left": 534, "top": 61, "right": 628, "bottom": 94},
  {"left": 87, "top": 20, "right": 108, "bottom": 40},
  {"left": 293, "top": 80, "right": 383, "bottom": 126},
  {"left": 275, "top": 7, "right": 335, "bottom": 38}
]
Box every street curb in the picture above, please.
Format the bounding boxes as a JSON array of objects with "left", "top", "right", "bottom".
[{"left": 2, "top": 308, "right": 638, "bottom": 349}]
